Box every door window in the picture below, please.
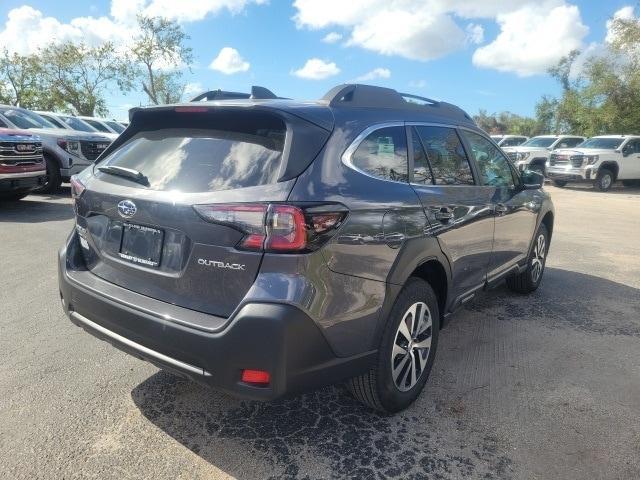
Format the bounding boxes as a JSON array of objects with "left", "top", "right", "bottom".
[
  {"left": 414, "top": 126, "right": 474, "bottom": 185},
  {"left": 351, "top": 126, "right": 408, "bottom": 182},
  {"left": 463, "top": 131, "right": 516, "bottom": 188}
]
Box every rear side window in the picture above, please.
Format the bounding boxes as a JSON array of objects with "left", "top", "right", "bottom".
[
  {"left": 100, "top": 117, "right": 286, "bottom": 192},
  {"left": 351, "top": 126, "right": 408, "bottom": 182},
  {"left": 414, "top": 126, "right": 474, "bottom": 185}
]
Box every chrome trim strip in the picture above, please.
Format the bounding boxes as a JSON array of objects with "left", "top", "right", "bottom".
[
  {"left": 70, "top": 311, "right": 213, "bottom": 377},
  {"left": 0, "top": 170, "right": 45, "bottom": 180}
]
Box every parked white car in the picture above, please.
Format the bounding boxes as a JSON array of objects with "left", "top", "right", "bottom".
[
  {"left": 502, "top": 135, "right": 585, "bottom": 175},
  {"left": 547, "top": 135, "right": 640, "bottom": 191},
  {"left": 78, "top": 116, "right": 125, "bottom": 136},
  {"left": 35, "top": 111, "right": 118, "bottom": 141},
  {"left": 490, "top": 134, "right": 529, "bottom": 148}
]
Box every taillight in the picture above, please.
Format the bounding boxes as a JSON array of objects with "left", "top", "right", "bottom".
[
  {"left": 70, "top": 175, "right": 85, "bottom": 200},
  {"left": 193, "top": 203, "right": 346, "bottom": 253}
]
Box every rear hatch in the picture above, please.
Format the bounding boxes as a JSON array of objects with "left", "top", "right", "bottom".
[{"left": 73, "top": 104, "right": 331, "bottom": 318}]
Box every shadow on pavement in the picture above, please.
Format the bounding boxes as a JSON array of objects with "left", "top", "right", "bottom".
[
  {"left": 130, "top": 268, "right": 640, "bottom": 479},
  {"left": 0, "top": 188, "right": 74, "bottom": 223}
]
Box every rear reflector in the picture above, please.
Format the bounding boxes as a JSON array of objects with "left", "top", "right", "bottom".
[{"left": 241, "top": 369, "right": 271, "bottom": 385}]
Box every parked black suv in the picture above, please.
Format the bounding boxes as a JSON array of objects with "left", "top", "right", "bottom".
[{"left": 59, "top": 84, "right": 554, "bottom": 412}]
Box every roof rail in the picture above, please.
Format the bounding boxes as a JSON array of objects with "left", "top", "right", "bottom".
[
  {"left": 190, "top": 85, "right": 280, "bottom": 102},
  {"left": 321, "top": 84, "right": 473, "bottom": 122}
]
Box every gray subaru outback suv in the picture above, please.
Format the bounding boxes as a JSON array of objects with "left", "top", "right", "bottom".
[{"left": 58, "top": 84, "right": 554, "bottom": 412}]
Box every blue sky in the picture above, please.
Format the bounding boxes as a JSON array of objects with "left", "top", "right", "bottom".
[{"left": 0, "top": 0, "right": 634, "bottom": 120}]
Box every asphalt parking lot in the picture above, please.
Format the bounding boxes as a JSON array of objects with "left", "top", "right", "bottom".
[{"left": 1, "top": 184, "right": 639, "bottom": 480}]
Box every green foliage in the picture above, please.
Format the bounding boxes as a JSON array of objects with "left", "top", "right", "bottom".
[
  {"left": 476, "top": 13, "right": 640, "bottom": 139},
  {"left": 38, "top": 42, "right": 133, "bottom": 116},
  {"left": 473, "top": 110, "right": 543, "bottom": 137},
  {"left": 538, "top": 14, "right": 640, "bottom": 136},
  {"left": 0, "top": 50, "right": 57, "bottom": 110},
  {"left": 131, "top": 15, "right": 193, "bottom": 105}
]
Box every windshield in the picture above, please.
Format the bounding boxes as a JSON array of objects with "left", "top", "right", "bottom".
[
  {"left": 577, "top": 138, "right": 624, "bottom": 150},
  {"left": 0, "top": 109, "right": 56, "bottom": 129},
  {"left": 105, "top": 121, "right": 125, "bottom": 133},
  {"left": 521, "top": 137, "right": 556, "bottom": 148},
  {"left": 59, "top": 116, "right": 96, "bottom": 133}
]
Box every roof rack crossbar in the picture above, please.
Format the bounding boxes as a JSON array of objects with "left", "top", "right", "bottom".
[
  {"left": 321, "top": 84, "right": 473, "bottom": 123},
  {"left": 190, "top": 85, "right": 281, "bottom": 102}
]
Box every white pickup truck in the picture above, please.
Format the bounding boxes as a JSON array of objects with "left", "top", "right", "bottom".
[
  {"left": 502, "top": 135, "right": 585, "bottom": 175},
  {"left": 546, "top": 135, "right": 640, "bottom": 191},
  {"left": 490, "top": 134, "right": 529, "bottom": 148}
]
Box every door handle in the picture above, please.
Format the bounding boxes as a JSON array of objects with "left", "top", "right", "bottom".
[
  {"left": 495, "top": 203, "right": 508, "bottom": 215},
  {"left": 434, "top": 207, "right": 454, "bottom": 222}
]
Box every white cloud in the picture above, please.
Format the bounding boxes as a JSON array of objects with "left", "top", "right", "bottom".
[
  {"left": 0, "top": 5, "right": 131, "bottom": 55},
  {"left": 472, "top": 2, "right": 588, "bottom": 76},
  {"left": 292, "top": 58, "right": 340, "bottom": 80},
  {"left": 209, "top": 47, "right": 250, "bottom": 74},
  {"left": 322, "top": 32, "right": 342, "bottom": 43},
  {"left": 409, "top": 80, "right": 427, "bottom": 88},
  {"left": 0, "top": 1, "right": 266, "bottom": 55},
  {"left": 466, "top": 23, "right": 484, "bottom": 44},
  {"left": 354, "top": 67, "right": 391, "bottom": 81},
  {"left": 292, "top": 0, "right": 540, "bottom": 61},
  {"left": 184, "top": 82, "right": 204, "bottom": 96},
  {"left": 347, "top": 10, "right": 465, "bottom": 61},
  {"left": 142, "top": 0, "right": 267, "bottom": 23}
]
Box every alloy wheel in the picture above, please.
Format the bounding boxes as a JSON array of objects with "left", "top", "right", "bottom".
[
  {"left": 391, "top": 302, "right": 433, "bottom": 392},
  {"left": 531, "top": 233, "right": 546, "bottom": 283}
]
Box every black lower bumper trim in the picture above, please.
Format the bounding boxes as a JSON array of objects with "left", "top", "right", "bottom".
[{"left": 59, "top": 234, "right": 376, "bottom": 400}]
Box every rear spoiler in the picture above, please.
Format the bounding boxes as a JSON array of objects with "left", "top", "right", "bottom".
[{"left": 190, "top": 86, "right": 284, "bottom": 102}]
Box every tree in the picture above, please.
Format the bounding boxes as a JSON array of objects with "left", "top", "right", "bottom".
[
  {"left": 0, "top": 50, "right": 53, "bottom": 109},
  {"left": 538, "top": 12, "right": 640, "bottom": 137},
  {"left": 130, "top": 15, "right": 193, "bottom": 105},
  {"left": 38, "top": 42, "right": 133, "bottom": 116}
]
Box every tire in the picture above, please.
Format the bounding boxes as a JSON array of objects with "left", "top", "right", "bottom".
[
  {"left": 594, "top": 168, "right": 614, "bottom": 192},
  {"left": 347, "top": 277, "right": 439, "bottom": 413},
  {"left": 552, "top": 180, "right": 567, "bottom": 187},
  {"left": 33, "top": 155, "right": 62, "bottom": 194},
  {"left": 506, "top": 223, "right": 549, "bottom": 294},
  {"left": 0, "top": 191, "right": 29, "bottom": 201}
]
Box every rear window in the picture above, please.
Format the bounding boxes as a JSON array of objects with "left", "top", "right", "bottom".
[{"left": 99, "top": 116, "right": 286, "bottom": 192}]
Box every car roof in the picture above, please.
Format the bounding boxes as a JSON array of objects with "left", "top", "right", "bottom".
[{"left": 133, "top": 83, "right": 477, "bottom": 132}]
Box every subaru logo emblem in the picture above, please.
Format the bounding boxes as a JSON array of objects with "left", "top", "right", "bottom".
[{"left": 117, "top": 200, "right": 137, "bottom": 218}]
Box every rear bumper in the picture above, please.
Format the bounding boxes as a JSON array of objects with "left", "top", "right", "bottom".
[{"left": 58, "top": 233, "right": 375, "bottom": 400}]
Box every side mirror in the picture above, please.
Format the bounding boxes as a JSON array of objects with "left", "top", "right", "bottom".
[
  {"left": 521, "top": 170, "right": 544, "bottom": 190},
  {"left": 621, "top": 148, "right": 630, "bottom": 157}
]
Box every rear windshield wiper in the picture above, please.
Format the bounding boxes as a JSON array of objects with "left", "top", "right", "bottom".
[{"left": 97, "top": 165, "right": 150, "bottom": 187}]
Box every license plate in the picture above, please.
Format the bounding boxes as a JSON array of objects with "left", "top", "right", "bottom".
[{"left": 119, "top": 223, "right": 164, "bottom": 267}]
